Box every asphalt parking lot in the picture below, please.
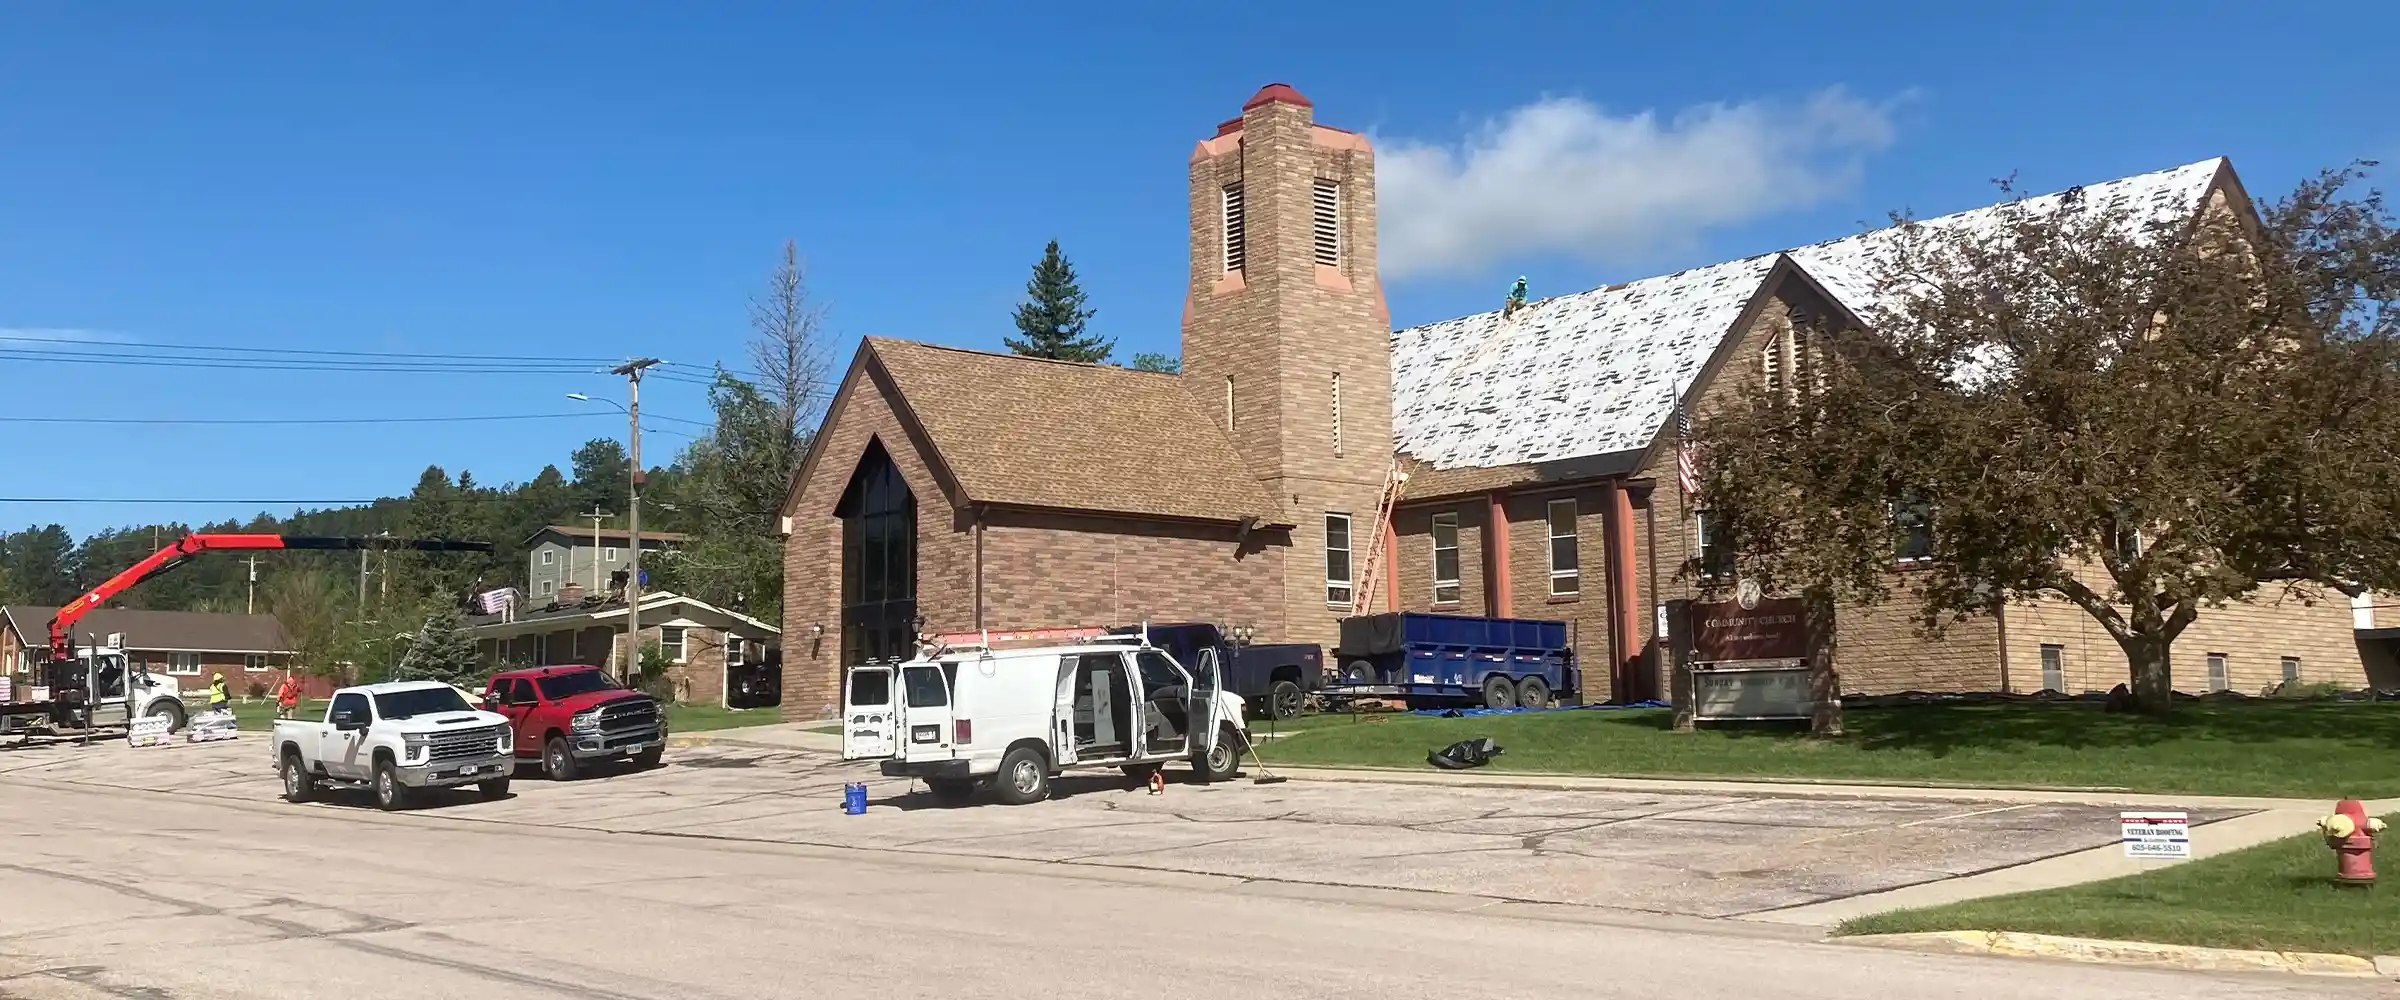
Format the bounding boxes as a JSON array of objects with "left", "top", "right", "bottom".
[{"left": 0, "top": 733, "right": 2245, "bottom": 919}]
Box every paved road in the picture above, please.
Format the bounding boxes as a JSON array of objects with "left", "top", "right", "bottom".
[{"left": 0, "top": 765, "right": 2375, "bottom": 999}]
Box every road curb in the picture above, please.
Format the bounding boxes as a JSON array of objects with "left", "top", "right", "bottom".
[{"left": 1839, "top": 930, "right": 2383, "bottom": 977}]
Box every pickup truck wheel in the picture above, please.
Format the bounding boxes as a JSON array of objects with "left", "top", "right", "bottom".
[
  {"left": 991, "top": 747, "right": 1050, "bottom": 805},
  {"left": 147, "top": 700, "right": 187, "bottom": 733},
  {"left": 1516, "top": 676, "right": 1552, "bottom": 710},
  {"left": 1196, "top": 725, "right": 1242, "bottom": 783},
  {"left": 372, "top": 759, "right": 408, "bottom": 811},
  {"left": 924, "top": 778, "right": 977, "bottom": 804},
  {"left": 478, "top": 777, "right": 511, "bottom": 801},
  {"left": 634, "top": 745, "right": 665, "bottom": 768},
  {"left": 544, "top": 737, "right": 580, "bottom": 781},
  {"left": 1481, "top": 675, "right": 1518, "bottom": 710},
  {"left": 1267, "top": 680, "right": 1305, "bottom": 720},
  {"left": 280, "top": 751, "right": 317, "bottom": 803}
]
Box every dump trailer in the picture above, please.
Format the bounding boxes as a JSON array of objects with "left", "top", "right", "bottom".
[
  {"left": 1, "top": 533, "right": 491, "bottom": 739},
  {"left": 1329, "top": 612, "right": 1578, "bottom": 710}
]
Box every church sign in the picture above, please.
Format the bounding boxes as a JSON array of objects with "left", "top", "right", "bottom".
[{"left": 1692, "top": 592, "right": 1809, "bottom": 663}]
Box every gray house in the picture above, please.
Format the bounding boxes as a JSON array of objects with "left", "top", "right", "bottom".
[{"left": 525, "top": 525, "right": 687, "bottom": 602}]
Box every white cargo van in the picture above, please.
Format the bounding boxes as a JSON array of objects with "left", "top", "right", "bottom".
[{"left": 842, "top": 633, "right": 1248, "bottom": 805}]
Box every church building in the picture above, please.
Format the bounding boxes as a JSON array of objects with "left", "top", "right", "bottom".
[{"left": 777, "top": 84, "right": 2383, "bottom": 718}]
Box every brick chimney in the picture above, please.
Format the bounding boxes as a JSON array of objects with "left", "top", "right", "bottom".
[{"left": 558, "top": 581, "right": 587, "bottom": 605}]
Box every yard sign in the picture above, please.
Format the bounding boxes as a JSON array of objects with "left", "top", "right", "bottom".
[{"left": 2118, "top": 811, "right": 2191, "bottom": 860}]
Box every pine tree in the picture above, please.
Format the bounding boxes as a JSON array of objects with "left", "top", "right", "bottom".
[
  {"left": 1005, "top": 240, "right": 1110, "bottom": 362},
  {"left": 390, "top": 605, "right": 482, "bottom": 688}
]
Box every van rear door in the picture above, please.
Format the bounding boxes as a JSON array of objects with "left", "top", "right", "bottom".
[
  {"left": 899, "top": 663, "right": 955, "bottom": 763},
  {"left": 842, "top": 665, "right": 897, "bottom": 760},
  {"left": 1188, "top": 648, "right": 1223, "bottom": 762}
]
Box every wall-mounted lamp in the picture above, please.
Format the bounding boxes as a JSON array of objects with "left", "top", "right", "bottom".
[{"left": 810, "top": 623, "right": 825, "bottom": 637}]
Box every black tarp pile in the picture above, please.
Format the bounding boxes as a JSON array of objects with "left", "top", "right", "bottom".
[{"left": 1427, "top": 737, "right": 1503, "bottom": 770}]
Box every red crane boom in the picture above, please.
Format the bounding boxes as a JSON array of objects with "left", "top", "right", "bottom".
[{"left": 45, "top": 533, "right": 494, "bottom": 661}]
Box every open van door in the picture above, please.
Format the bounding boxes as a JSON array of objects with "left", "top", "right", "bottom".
[
  {"left": 1188, "top": 648, "right": 1223, "bottom": 771},
  {"left": 842, "top": 664, "right": 897, "bottom": 761}
]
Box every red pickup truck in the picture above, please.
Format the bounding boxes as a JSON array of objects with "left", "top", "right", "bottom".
[{"left": 479, "top": 665, "right": 667, "bottom": 780}]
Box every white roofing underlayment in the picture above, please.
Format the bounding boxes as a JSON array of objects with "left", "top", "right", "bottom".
[{"left": 1390, "top": 157, "right": 2227, "bottom": 473}]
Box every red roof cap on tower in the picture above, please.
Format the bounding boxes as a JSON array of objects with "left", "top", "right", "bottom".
[{"left": 1243, "top": 83, "right": 1312, "bottom": 111}]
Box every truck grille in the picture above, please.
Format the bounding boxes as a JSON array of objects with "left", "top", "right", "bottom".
[
  {"left": 427, "top": 724, "right": 505, "bottom": 764},
  {"left": 599, "top": 699, "right": 660, "bottom": 733}
]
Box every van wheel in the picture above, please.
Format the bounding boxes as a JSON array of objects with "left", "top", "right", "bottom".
[
  {"left": 372, "top": 758, "right": 408, "bottom": 812},
  {"left": 925, "top": 778, "right": 977, "bottom": 804},
  {"left": 1267, "top": 680, "right": 1305, "bottom": 720},
  {"left": 1516, "top": 676, "right": 1552, "bottom": 710},
  {"left": 544, "top": 737, "right": 580, "bottom": 781},
  {"left": 280, "top": 751, "right": 317, "bottom": 803},
  {"left": 1481, "top": 675, "right": 1518, "bottom": 710},
  {"left": 147, "top": 700, "right": 188, "bottom": 733},
  {"left": 992, "top": 747, "right": 1050, "bottom": 805},
  {"left": 1196, "top": 725, "right": 1242, "bottom": 783}
]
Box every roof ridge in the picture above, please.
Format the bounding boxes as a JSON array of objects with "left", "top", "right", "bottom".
[{"left": 871, "top": 337, "right": 1181, "bottom": 377}]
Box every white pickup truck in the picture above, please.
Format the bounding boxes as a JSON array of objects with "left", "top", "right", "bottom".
[{"left": 271, "top": 681, "right": 516, "bottom": 810}]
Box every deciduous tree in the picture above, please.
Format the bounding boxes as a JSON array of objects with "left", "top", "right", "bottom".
[{"left": 1692, "top": 164, "right": 2400, "bottom": 717}]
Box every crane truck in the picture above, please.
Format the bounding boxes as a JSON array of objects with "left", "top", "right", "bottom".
[{"left": 0, "top": 533, "right": 492, "bottom": 741}]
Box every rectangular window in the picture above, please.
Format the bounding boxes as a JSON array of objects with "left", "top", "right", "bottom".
[
  {"left": 245, "top": 653, "right": 268, "bottom": 673},
  {"left": 539, "top": 549, "right": 556, "bottom": 566},
  {"left": 604, "top": 546, "right": 619, "bottom": 563},
  {"left": 1312, "top": 178, "right": 1340, "bottom": 266},
  {"left": 728, "top": 640, "right": 747, "bottom": 668},
  {"left": 1224, "top": 375, "right": 1236, "bottom": 430},
  {"left": 537, "top": 579, "right": 555, "bottom": 597},
  {"left": 2281, "top": 656, "right": 2301, "bottom": 684},
  {"left": 1547, "top": 499, "right": 1580, "bottom": 596},
  {"left": 1694, "top": 511, "right": 1732, "bottom": 579},
  {"left": 2040, "top": 644, "right": 2064, "bottom": 693},
  {"left": 1324, "top": 513, "right": 1354, "bottom": 608},
  {"left": 1762, "top": 327, "right": 1785, "bottom": 396},
  {"left": 1430, "top": 512, "right": 1461, "bottom": 606},
  {"left": 166, "top": 653, "right": 201, "bottom": 676},
  {"left": 1222, "top": 183, "right": 1246, "bottom": 272},
  {"left": 2206, "top": 653, "right": 2229, "bottom": 692},
  {"left": 660, "top": 626, "right": 687, "bottom": 664},
  {"left": 1892, "top": 494, "right": 1934, "bottom": 563},
  {"left": 1330, "top": 371, "right": 1342, "bottom": 457},
  {"left": 2111, "top": 507, "right": 2143, "bottom": 565}
]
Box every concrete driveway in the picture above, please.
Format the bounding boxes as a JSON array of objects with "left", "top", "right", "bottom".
[{"left": 0, "top": 733, "right": 2245, "bottom": 920}]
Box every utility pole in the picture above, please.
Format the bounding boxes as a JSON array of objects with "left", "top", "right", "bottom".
[
  {"left": 377, "top": 529, "right": 390, "bottom": 609},
  {"left": 246, "top": 556, "right": 259, "bottom": 615},
  {"left": 585, "top": 506, "right": 613, "bottom": 595},
  {"left": 614, "top": 358, "right": 660, "bottom": 683},
  {"left": 357, "top": 548, "right": 369, "bottom": 615}
]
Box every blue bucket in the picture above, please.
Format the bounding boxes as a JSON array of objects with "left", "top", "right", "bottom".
[{"left": 843, "top": 782, "right": 868, "bottom": 815}]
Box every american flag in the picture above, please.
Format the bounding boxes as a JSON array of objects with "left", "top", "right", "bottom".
[{"left": 1674, "top": 390, "right": 1702, "bottom": 500}]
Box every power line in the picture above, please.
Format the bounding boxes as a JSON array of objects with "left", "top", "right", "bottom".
[
  {"left": 0, "top": 412, "right": 603, "bottom": 426},
  {"left": 0, "top": 349, "right": 599, "bottom": 374},
  {"left": 0, "top": 332, "right": 624, "bottom": 365}
]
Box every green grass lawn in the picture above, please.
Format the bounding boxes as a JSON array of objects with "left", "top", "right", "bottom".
[
  {"left": 1254, "top": 700, "right": 2400, "bottom": 798},
  {"left": 1839, "top": 816, "right": 2400, "bottom": 957},
  {"left": 219, "top": 698, "right": 766, "bottom": 733}
]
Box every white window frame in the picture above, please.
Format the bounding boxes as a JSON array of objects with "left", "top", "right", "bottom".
[
  {"left": 165, "top": 653, "right": 202, "bottom": 677},
  {"left": 1324, "top": 513, "right": 1354, "bottom": 609},
  {"left": 2206, "top": 653, "right": 2229, "bottom": 692},
  {"left": 539, "top": 549, "right": 556, "bottom": 566},
  {"left": 1892, "top": 495, "right": 1935, "bottom": 565},
  {"left": 1222, "top": 183, "right": 1246, "bottom": 272},
  {"left": 727, "top": 640, "right": 746, "bottom": 668},
  {"left": 2281, "top": 656, "right": 2301, "bottom": 683},
  {"left": 604, "top": 546, "right": 619, "bottom": 563},
  {"left": 537, "top": 579, "right": 556, "bottom": 598},
  {"left": 1429, "top": 512, "right": 1460, "bottom": 606},
  {"left": 660, "top": 626, "right": 688, "bottom": 665},
  {"left": 244, "top": 653, "right": 269, "bottom": 673},
  {"left": 2039, "top": 644, "right": 2064, "bottom": 693},
  {"left": 1546, "top": 498, "right": 1580, "bottom": 596},
  {"left": 1694, "top": 510, "right": 1730, "bottom": 579}
]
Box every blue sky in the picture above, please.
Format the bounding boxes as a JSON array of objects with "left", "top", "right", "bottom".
[{"left": 3, "top": 1, "right": 2392, "bottom": 538}]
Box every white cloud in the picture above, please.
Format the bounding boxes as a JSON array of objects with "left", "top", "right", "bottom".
[{"left": 1376, "top": 88, "right": 1904, "bottom": 281}]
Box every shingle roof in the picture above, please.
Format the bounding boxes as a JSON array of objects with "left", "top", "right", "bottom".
[
  {"left": 527, "top": 525, "right": 689, "bottom": 546},
  {"left": 1391, "top": 158, "right": 2228, "bottom": 474},
  {"left": 866, "top": 339, "right": 1287, "bottom": 525},
  {"left": 2, "top": 605, "right": 294, "bottom": 653}
]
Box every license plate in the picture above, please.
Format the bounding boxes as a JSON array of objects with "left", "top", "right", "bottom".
[
  {"left": 452, "top": 765, "right": 485, "bottom": 778},
  {"left": 621, "top": 742, "right": 647, "bottom": 755}
]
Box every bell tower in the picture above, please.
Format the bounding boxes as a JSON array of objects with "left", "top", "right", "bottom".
[{"left": 1181, "top": 84, "right": 1394, "bottom": 647}]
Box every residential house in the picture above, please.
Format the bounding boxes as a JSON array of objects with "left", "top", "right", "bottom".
[
  {"left": 525, "top": 524, "right": 687, "bottom": 603},
  {"left": 1, "top": 605, "right": 328, "bottom": 698},
  {"left": 459, "top": 588, "right": 779, "bottom": 707}
]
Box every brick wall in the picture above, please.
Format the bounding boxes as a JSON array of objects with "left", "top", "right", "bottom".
[
  {"left": 978, "top": 509, "right": 1288, "bottom": 637},
  {"left": 2002, "top": 565, "right": 2369, "bottom": 695}
]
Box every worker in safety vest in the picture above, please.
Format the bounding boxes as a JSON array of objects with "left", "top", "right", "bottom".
[
  {"left": 207, "top": 673, "right": 230, "bottom": 713},
  {"left": 274, "top": 671, "right": 302, "bottom": 720}
]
